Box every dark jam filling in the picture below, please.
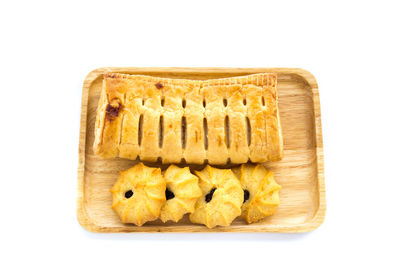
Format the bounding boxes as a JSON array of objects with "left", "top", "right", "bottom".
[
  {"left": 165, "top": 188, "right": 175, "bottom": 200},
  {"left": 155, "top": 82, "right": 164, "bottom": 89},
  {"left": 125, "top": 190, "right": 133, "bottom": 199},
  {"left": 205, "top": 188, "right": 216, "bottom": 203},
  {"left": 106, "top": 103, "right": 121, "bottom": 119},
  {"left": 243, "top": 189, "right": 250, "bottom": 203}
]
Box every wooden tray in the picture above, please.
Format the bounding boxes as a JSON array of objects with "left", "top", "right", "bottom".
[{"left": 77, "top": 67, "right": 325, "bottom": 233}]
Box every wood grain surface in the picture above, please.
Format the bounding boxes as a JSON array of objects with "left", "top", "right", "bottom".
[{"left": 77, "top": 67, "right": 325, "bottom": 233}]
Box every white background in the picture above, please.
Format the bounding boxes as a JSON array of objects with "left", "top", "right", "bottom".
[{"left": 1, "top": 0, "right": 399, "bottom": 264}]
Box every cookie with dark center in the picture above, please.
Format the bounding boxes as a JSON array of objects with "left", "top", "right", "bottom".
[
  {"left": 189, "top": 165, "right": 243, "bottom": 228},
  {"left": 232, "top": 164, "right": 281, "bottom": 224},
  {"left": 110, "top": 162, "right": 166, "bottom": 226},
  {"left": 160, "top": 165, "right": 202, "bottom": 223}
]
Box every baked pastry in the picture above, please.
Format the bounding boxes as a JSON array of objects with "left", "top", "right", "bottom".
[
  {"left": 189, "top": 165, "right": 243, "bottom": 228},
  {"left": 232, "top": 164, "right": 281, "bottom": 224},
  {"left": 160, "top": 165, "right": 202, "bottom": 223},
  {"left": 93, "top": 72, "right": 283, "bottom": 164},
  {"left": 110, "top": 163, "right": 166, "bottom": 226}
]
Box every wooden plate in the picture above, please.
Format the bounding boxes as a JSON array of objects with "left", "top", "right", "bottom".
[{"left": 77, "top": 67, "right": 325, "bottom": 233}]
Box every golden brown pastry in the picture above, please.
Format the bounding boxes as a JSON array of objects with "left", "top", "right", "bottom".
[
  {"left": 160, "top": 165, "right": 202, "bottom": 223},
  {"left": 232, "top": 164, "right": 281, "bottom": 224},
  {"left": 93, "top": 72, "right": 283, "bottom": 164},
  {"left": 110, "top": 163, "right": 166, "bottom": 226},
  {"left": 189, "top": 165, "right": 243, "bottom": 228}
]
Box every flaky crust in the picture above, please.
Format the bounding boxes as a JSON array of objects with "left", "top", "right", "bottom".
[{"left": 93, "top": 73, "right": 283, "bottom": 164}]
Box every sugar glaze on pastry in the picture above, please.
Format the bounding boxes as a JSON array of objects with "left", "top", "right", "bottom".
[{"left": 94, "top": 73, "right": 283, "bottom": 164}]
